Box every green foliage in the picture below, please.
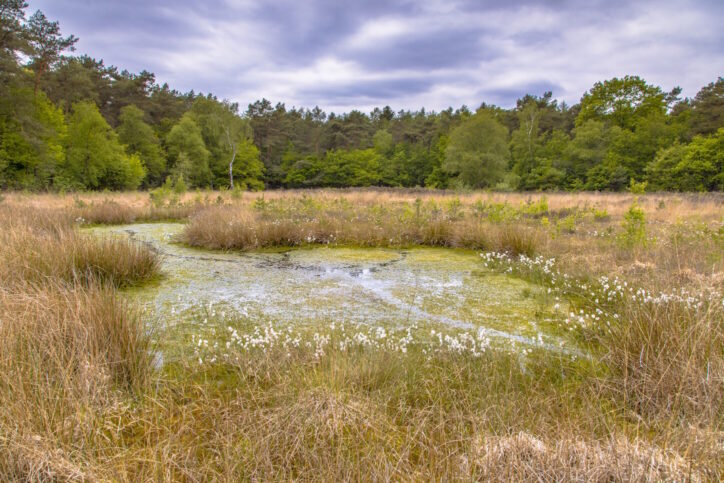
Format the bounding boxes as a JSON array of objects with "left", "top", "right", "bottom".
[
  {"left": 25, "top": 9, "right": 78, "bottom": 93},
  {"left": 474, "top": 201, "right": 519, "bottom": 223},
  {"left": 165, "top": 113, "right": 211, "bottom": 188},
  {"left": 562, "top": 120, "right": 609, "bottom": 186},
  {"left": 577, "top": 76, "right": 669, "bottom": 130},
  {"left": 0, "top": 0, "right": 722, "bottom": 195},
  {"left": 0, "top": 88, "right": 66, "bottom": 189},
  {"left": 231, "top": 184, "right": 244, "bottom": 199},
  {"left": 521, "top": 198, "right": 549, "bottom": 217},
  {"left": 61, "top": 101, "right": 144, "bottom": 190},
  {"left": 173, "top": 175, "right": 188, "bottom": 194},
  {"left": 509, "top": 101, "right": 561, "bottom": 190},
  {"left": 689, "top": 77, "right": 724, "bottom": 137},
  {"left": 117, "top": 105, "right": 166, "bottom": 186},
  {"left": 231, "top": 139, "right": 265, "bottom": 190},
  {"left": 188, "top": 97, "right": 264, "bottom": 190},
  {"left": 253, "top": 196, "right": 268, "bottom": 211},
  {"left": 124, "top": 153, "right": 147, "bottom": 189},
  {"left": 619, "top": 203, "right": 647, "bottom": 247},
  {"left": 592, "top": 208, "right": 610, "bottom": 221},
  {"left": 628, "top": 178, "right": 648, "bottom": 194},
  {"left": 326, "top": 149, "right": 381, "bottom": 186},
  {"left": 556, "top": 214, "right": 578, "bottom": 234},
  {"left": 584, "top": 158, "right": 630, "bottom": 191},
  {"left": 646, "top": 129, "right": 724, "bottom": 191},
  {"left": 149, "top": 176, "right": 186, "bottom": 206},
  {"left": 443, "top": 110, "right": 509, "bottom": 188},
  {"left": 285, "top": 149, "right": 381, "bottom": 187},
  {"left": 372, "top": 129, "right": 394, "bottom": 157}
]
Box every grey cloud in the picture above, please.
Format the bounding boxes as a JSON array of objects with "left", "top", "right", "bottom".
[
  {"left": 342, "top": 29, "right": 496, "bottom": 71},
  {"left": 477, "top": 81, "right": 564, "bottom": 106},
  {"left": 297, "top": 77, "right": 437, "bottom": 104},
  {"left": 27, "top": 0, "right": 724, "bottom": 111}
]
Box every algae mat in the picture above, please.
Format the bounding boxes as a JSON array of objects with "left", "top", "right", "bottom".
[{"left": 89, "top": 223, "right": 569, "bottom": 348}]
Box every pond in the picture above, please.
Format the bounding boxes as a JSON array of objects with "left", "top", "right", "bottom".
[{"left": 89, "top": 223, "right": 572, "bottom": 353}]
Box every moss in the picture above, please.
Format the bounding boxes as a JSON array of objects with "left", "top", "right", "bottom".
[{"left": 88, "top": 222, "right": 577, "bottom": 360}]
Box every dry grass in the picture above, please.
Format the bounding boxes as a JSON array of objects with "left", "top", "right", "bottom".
[
  {"left": 0, "top": 206, "right": 160, "bottom": 287},
  {"left": 4, "top": 188, "right": 722, "bottom": 223},
  {"left": 75, "top": 199, "right": 203, "bottom": 225},
  {"left": 599, "top": 292, "right": 724, "bottom": 422},
  {"left": 472, "top": 432, "right": 699, "bottom": 481},
  {"left": 0, "top": 204, "right": 159, "bottom": 480},
  {"left": 0, "top": 190, "right": 722, "bottom": 479},
  {"left": 0, "top": 282, "right": 151, "bottom": 480},
  {"left": 183, "top": 204, "right": 542, "bottom": 255}
]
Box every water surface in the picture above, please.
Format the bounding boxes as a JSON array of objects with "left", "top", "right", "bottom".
[{"left": 89, "top": 223, "right": 570, "bottom": 349}]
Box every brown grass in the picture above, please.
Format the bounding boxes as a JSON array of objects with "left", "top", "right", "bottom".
[
  {"left": 0, "top": 206, "right": 160, "bottom": 287},
  {"left": 599, "top": 292, "right": 724, "bottom": 422},
  {"left": 183, "top": 204, "right": 542, "bottom": 255},
  {"left": 75, "top": 199, "right": 203, "bottom": 224},
  {"left": 0, "top": 204, "right": 158, "bottom": 480},
  {"left": 0, "top": 190, "right": 722, "bottom": 479},
  {"left": 0, "top": 282, "right": 151, "bottom": 480},
  {"left": 471, "top": 432, "right": 698, "bottom": 481},
  {"left": 4, "top": 188, "right": 723, "bottom": 223}
]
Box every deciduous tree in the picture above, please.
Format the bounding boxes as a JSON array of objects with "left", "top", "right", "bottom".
[{"left": 443, "top": 110, "right": 508, "bottom": 188}]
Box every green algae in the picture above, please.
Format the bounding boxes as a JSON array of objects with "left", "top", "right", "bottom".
[{"left": 86, "top": 223, "right": 576, "bottom": 357}]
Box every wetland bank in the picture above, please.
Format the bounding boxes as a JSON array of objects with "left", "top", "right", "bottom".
[{"left": 1, "top": 190, "right": 722, "bottom": 480}]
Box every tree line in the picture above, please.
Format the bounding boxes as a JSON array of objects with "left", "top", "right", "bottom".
[{"left": 1, "top": 1, "right": 722, "bottom": 192}]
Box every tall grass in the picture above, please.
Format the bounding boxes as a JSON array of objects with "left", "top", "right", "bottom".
[
  {"left": 0, "top": 204, "right": 159, "bottom": 479},
  {"left": 0, "top": 206, "right": 160, "bottom": 287},
  {"left": 0, "top": 282, "right": 152, "bottom": 480},
  {"left": 183, "top": 204, "right": 541, "bottom": 255},
  {"left": 75, "top": 199, "right": 203, "bottom": 224},
  {"left": 0, "top": 193, "right": 722, "bottom": 479},
  {"left": 599, "top": 295, "right": 724, "bottom": 423}
]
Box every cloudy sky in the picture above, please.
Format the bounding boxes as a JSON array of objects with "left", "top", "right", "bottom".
[{"left": 30, "top": 0, "right": 724, "bottom": 113}]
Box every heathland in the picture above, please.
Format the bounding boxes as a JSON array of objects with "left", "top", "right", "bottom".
[{"left": 0, "top": 188, "right": 722, "bottom": 480}]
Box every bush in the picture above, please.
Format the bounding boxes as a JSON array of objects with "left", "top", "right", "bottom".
[{"left": 619, "top": 202, "right": 647, "bottom": 248}]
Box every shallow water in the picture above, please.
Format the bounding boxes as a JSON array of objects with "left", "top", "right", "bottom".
[{"left": 88, "top": 223, "right": 570, "bottom": 349}]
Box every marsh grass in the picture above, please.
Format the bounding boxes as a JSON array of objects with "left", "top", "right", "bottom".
[
  {"left": 0, "top": 282, "right": 151, "bottom": 480},
  {"left": 0, "top": 205, "right": 161, "bottom": 479},
  {"left": 183, "top": 204, "right": 542, "bottom": 255},
  {"left": 75, "top": 199, "right": 203, "bottom": 225},
  {"left": 0, "top": 206, "right": 160, "bottom": 288},
  {"left": 0, "top": 192, "right": 722, "bottom": 480},
  {"left": 17, "top": 335, "right": 698, "bottom": 481},
  {"left": 600, "top": 294, "right": 724, "bottom": 422}
]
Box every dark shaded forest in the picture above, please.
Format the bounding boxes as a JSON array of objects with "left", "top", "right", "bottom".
[{"left": 1, "top": 1, "right": 722, "bottom": 192}]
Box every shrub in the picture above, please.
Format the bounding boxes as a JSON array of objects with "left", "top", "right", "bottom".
[
  {"left": 521, "top": 197, "right": 549, "bottom": 217},
  {"left": 592, "top": 208, "right": 610, "bottom": 221},
  {"left": 619, "top": 202, "right": 647, "bottom": 248},
  {"left": 556, "top": 214, "right": 577, "bottom": 234},
  {"left": 628, "top": 178, "right": 648, "bottom": 194}
]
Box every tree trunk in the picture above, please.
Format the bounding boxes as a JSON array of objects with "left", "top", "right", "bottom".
[{"left": 229, "top": 149, "right": 236, "bottom": 189}]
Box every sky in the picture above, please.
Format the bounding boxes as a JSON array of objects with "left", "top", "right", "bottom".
[{"left": 30, "top": 0, "right": 724, "bottom": 114}]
